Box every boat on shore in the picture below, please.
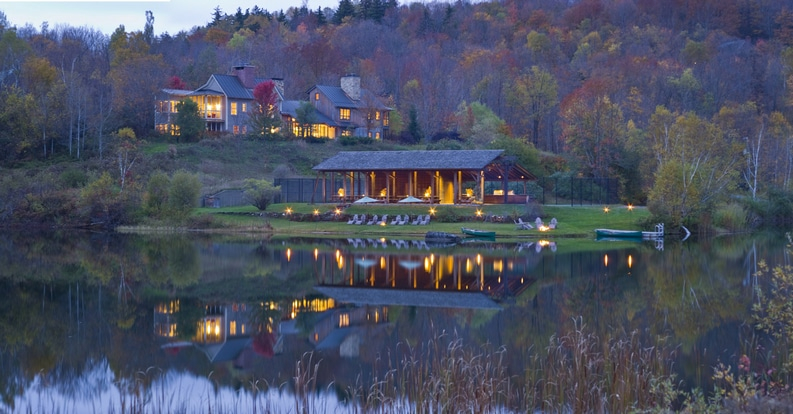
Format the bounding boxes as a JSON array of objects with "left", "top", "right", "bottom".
[
  {"left": 461, "top": 227, "right": 496, "bottom": 238},
  {"left": 595, "top": 223, "right": 664, "bottom": 239}
]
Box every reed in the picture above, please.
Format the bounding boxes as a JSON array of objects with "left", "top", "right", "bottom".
[{"left": 17, "top": 320, "right": 766, "bottom": 413}]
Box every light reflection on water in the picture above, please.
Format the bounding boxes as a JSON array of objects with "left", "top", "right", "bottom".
[{"left": 0, "top": 232, "right": 784, "bottom": 412}]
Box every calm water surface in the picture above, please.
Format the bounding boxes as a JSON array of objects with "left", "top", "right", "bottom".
[{"left": 0, "top": 230, "right": 784, "bottom": 412}]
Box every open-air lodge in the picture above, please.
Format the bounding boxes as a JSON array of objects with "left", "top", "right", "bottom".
[{"left": 311, "top": 149, "right": 537, "bottom": 205}]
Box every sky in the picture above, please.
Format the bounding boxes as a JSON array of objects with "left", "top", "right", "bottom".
[{"left": 0, "top": 0, "right": 342, "bottom": 36}]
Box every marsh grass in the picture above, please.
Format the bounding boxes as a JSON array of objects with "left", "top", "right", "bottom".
[{"left": 17, "top": 320, "right": 751, "bottom": 414}]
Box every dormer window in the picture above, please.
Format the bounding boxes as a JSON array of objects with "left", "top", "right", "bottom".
[
  {"left": 314, "top": 92, "right": 320, "bottom": 101},
  {"left": 340, "top": 108, "right": 351, "bottom": 120}
]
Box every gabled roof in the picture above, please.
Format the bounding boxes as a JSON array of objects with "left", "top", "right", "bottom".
[
  {"left": 314, "top": 286, "right": 502, "bottom": 310},
  {"left": 281, "top": 100, "right": 338, "bottom": 126},
  {"left": 211, "top": 74, "right": 254, "bottom": 99},
  {"left": 309, "top": 85, "right": 391, "bottom": 110},
  {"left": 313, "top": 150, "right": 506, "bottom": 171}
]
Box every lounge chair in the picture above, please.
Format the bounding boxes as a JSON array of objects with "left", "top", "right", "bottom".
[
  {"left": 535, "top": 217, "right": 544, "bottom": 228},
  {"left": 347, "top": 214, "right": 359, "bottom": 225},
  {"left": 366, "top": 214, "right": 379, "bottom": 225},
  {"left": 354, "top": 214, "right": 366, "bottom": 225},
  {"left": 549, "top": 218, "right": 558, "bottom": 229},
  {"left": 390, "top": 214, "right": 402, "bottom": 225},
  {"left": 378, "top": 214, "right": 388, "bottom": 225},
  {"left": 515, "top": 218, "right": 533, "bottom": 230},
  {"left": 411, "top": 215, "right": 422, "bottom": 225},
  {"left": 420, "top": 215, "right": 431, "bottom": 225}
]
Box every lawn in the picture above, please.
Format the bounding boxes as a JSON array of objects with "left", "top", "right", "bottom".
[{"left": 197, "top": 202, "right": 654, "bottom": 240}]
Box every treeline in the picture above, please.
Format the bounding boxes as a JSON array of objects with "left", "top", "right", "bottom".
[{"left": 3, "top": 0, "right": 793, "bottom": 227}]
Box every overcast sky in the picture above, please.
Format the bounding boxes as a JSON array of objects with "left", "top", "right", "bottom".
[{"left": 0, "top": 0, "right": 343, "bottom": 36}]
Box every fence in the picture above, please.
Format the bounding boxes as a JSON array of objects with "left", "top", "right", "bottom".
[
  {"left": 536, "top": 176, "right": 620, "bottom": 206},
  {"left": 275, "top": 176, "right": 620, "bottom": 206}
]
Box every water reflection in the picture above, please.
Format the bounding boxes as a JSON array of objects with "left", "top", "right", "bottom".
[{"left": 0, "top": 231, "right": 783, "bottom": 413}]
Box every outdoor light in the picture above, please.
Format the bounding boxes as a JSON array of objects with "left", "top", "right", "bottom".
[
  {"left": 313, "top": 209, "right": 319, "bottom": 216},
  {"left": 429, "top": 207, "right": 436, "bottom": 216},
  {"left": 603, "top": 206, "right": 610, "bottom": 213},
  {"left": 334, "top": 208, "right": 341, "bottom": 215},
  {"left": 285, "top": 207, "right": 293, "bottom": 215},
  {"left": 627, "top": 204, "right": 634, "bottom": 211},
  {"left": 475, "top": 209, "right": 483, "bottom": 217}
]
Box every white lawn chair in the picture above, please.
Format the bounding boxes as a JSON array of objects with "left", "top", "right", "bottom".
[
  {"left": 347, "top": 214, "right": 359, "bottom": 224},
  {"left": 390, "top": 214, "right": 402, "bottom": 225},
  {"left": 411, "top": 215, "right": 422, "bottom": 225},
  {"left": 535, "top": 217, "right": 543, "bottom": 228},
  {"left": 549, "top": 217, "right": 558, "bottom": 229},
  {"left": 515, "top": 218, "right": 533, "bottom": 230},
  {"left": 366, "top": 214, "right": 379, "bottom": 225},
  {"left": 355, "top": 214, "right": 366, "bottom": 225},
  {"left": 379, "top": 214, "right": 388, "bottom": 225},
  {"left": 420, "top": 215, "right": 431, "bottom": 225}
]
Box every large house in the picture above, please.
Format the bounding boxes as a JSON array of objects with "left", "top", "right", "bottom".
[
  {"left": 155, "top": 66, "right": 390, "bottom": 139},
  {"left": 281, "top": 74, "right": 391, "bottom": 139},
  {"left": 154, "top": 65, "right": 285, "bottom": 136}
]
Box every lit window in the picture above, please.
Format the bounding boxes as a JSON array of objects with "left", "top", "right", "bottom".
[
  {"left": 375, "top": 111, "right": 380, "bottom": 120},
  {"left": 242, "top": 103, "right": 247, "bottom": 112},
  {"left": 314, "top": 92, "right": 320, "bottom": 101},
  {"left": 230, "top": 321, "right": 237, "bottom": 335},
  {"left": 231, "top": 102, "right": 238, "bottom": 115},
  {"left": 340, "top": 108, "right": 350, "bottom": 120},
  {"left": 383, "top": 112, "right": 389, "bottom": 126},
  {"left": 375, "top": 132, "right": 380, "bottom": 140},
  {"left": 233, "top": 125, "right": 240, "bottom": 134}
]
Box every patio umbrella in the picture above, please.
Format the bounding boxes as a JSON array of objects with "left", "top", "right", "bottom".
[
  {"left": 398, "top": 260, "right": 422, "bottom": 270},
  {"left": 355, "top": 258, "right": 377, "bottom": 268},
  {"left": 398, "top": 195, "right": 423, "bottom": 203},
  {"left": 354, "top": 196, "right": 379, "bottom": 204}
]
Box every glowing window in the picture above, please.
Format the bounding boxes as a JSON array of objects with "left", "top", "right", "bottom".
[
  {"left": 242, "top": 103, "right": 247, "bottom": 112},
  {"left": 231, "top": 102, "right": 238, "bottom": 115},
  {"left": 314, "top": 92, "right": 320, "bottom": 101},
  {"left": 233, "top": 125, "right": 240, "bottom": 134},
  {"left": 339, "top": 108, "right": 351, "bottom": 120}
]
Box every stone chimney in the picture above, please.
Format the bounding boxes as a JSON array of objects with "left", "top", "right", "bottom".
[
  {"left": 231, "top": 64, "right": 257, "bottom": 89},
  {"left": 270, "top": 77, "right": 285, "bottom": 96},
  {"left": 340, "top": 74, "right": 361, "bottom": 101}
]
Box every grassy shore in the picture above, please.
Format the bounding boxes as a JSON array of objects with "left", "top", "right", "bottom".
[{"left": 193, "top": 202, "right": 655, "bottom": 240}]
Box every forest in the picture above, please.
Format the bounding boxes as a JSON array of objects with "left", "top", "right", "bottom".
[{"left": 2, "top": 0, "right": 793, "bottom": 229}]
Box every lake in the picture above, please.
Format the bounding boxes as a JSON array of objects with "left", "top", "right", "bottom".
[{"left": 0, "top": 230, "right": 785, "bottom": 412}]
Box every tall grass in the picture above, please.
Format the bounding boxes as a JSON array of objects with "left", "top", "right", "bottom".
[{"left": 14, "top": 320, "right": 750, "bottom": 413}]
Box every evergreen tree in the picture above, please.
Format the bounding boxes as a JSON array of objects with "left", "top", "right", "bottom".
[
  {"left": 408, "top": 106, "right": 423, "bottom": 143},
  {"left": 174, "top": 99, "right": 204, "bottom": 142},
  {"left": 316, "top": 7, "right": 327, "bottom": 25},
  {"left": 334, "top": 0, "right": 356, "bottom": 24}
]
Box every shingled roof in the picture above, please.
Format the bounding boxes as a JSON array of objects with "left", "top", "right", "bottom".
[{"left": 313, "top": 150, "right": 506, "bottom": 171}]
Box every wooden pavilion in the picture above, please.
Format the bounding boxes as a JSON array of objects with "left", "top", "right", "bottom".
[{"left": 311, "top": 150, "right": 537, "bottom": 204}]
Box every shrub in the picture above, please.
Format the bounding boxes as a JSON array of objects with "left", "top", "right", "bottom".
[
  {"left": 243, "top": 179, "right": 281, "bottom": 211},
  {"left": 167, "top": 170, "right": 201, "bottom": 220},
  {"left": 60, "top": 168, "right": 88, "bottom": 188},
  {"left": 712, "top": 202, "right": 746, "bottom": 232}
]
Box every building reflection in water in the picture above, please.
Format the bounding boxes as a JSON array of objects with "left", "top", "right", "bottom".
[{"left": 154, "top": 239, "right": 565, "bottom": 361}]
